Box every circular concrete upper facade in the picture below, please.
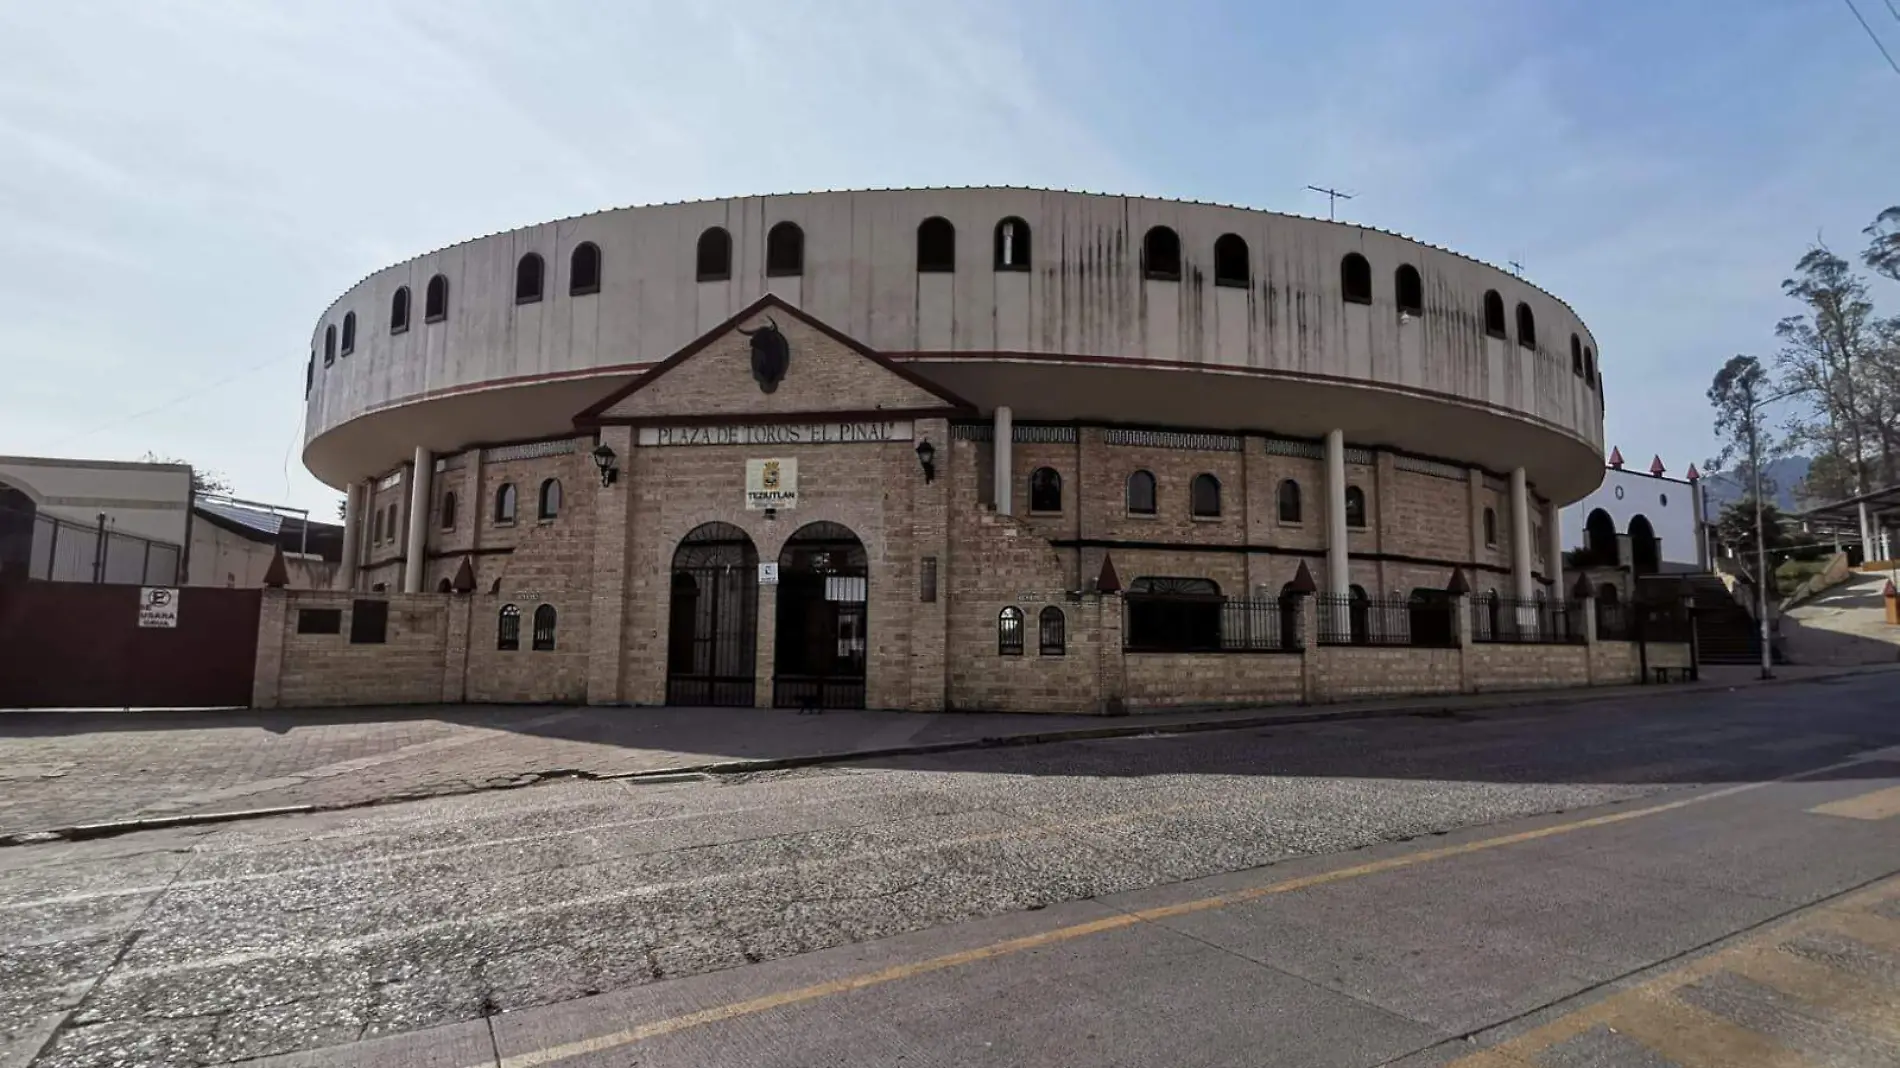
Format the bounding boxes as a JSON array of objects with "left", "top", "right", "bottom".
[{"left": 304, "top": 188, "right": 1606, "bottom": 502}]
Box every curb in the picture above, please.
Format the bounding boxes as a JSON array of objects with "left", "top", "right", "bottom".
[{"left": 6, "top": 664, "right": 1895, "bottom": 848}]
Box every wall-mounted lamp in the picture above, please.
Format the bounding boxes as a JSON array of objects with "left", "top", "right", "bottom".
[
  {"left": 915, "top": 438, "right": 936, "bottom": 484},
  {"left": 591, "top": 443, "right": 619, "bottom": 487}
]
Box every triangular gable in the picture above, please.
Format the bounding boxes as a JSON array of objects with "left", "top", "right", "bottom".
[{"left": 575, "top": 294, "right": 972, "bottom": 425}]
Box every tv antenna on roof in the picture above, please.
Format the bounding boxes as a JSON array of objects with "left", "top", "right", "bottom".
[{"left": 1306, "top": 185, "right": 1354, "bottom": 221}]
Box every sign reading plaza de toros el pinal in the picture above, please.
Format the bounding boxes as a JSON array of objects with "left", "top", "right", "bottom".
[{"left": 637, "top": 420, "right": 913, "bottom": 448}]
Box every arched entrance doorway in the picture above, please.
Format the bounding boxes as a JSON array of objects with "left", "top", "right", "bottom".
[
  {"left": 1628, "top": 514, "right": 1660, "bottom": 576},
  {"left": 666, "top": 522, "right": 759, "bottom": 707},
  {"left": 1584, "top": 508, "right": 1617, "bottom": 566},
  {"left": 773, "top": 522, "right": 868, "bottom": 709}
]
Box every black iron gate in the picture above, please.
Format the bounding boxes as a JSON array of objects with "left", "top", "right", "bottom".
[
  {"left": 666, "top": 523, "right": 758, "bottom": 706},
  {"left": 773, "top": 521, "right": 868, "bottom": 709}
]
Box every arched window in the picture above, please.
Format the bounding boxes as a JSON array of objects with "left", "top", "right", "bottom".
[
  {"left": 766, "top": 221, "right": 803, "bottom": 277},
  {"left": 1142, "top": 225, "right": 1180, "bottom": 280},
  {"left": 323, "top": 324, "right": 336, "bottom": 365},
  {"left": 1516, "top": 302, "right": 1536, "bottom": 348},
  {"left": 994, "top": 216, "right": 1030, "bottom": 270},
  {"left": 1190, "top": 473, "right": 1221, "bottom": 518},
  {"left": 515, "top": 253, "right": 544, "bottom": 304},
  {"left": 537, "top": 478, "right": 561, "bottom": 520},
  {"left": 1213, "top": 234, "right": 1249, "bottom": 287},
  {"left": 998, "top": 606, "right": 1024, "bottom": 655},
  {"left": 1571, "top": 334, "right": 1584, "bottom": 376},
  {"left": 371, "top": 506, "right": 383, "bottom": 544},
  {"left": 437, "top": 577, "right": 453, "bottom": 593},
  {"left": 1345, "top": 485, "right": 1367, "bottom": 528},
  {"left": 1395, "top": 264, "right": 1423, "bottom": 315},
  {"left": 497, "top": 604, "right": 521, "bottom": 650},
  {"left": 340, "top": 311, "right": 356, "bottom": 355},
  {"left": 305, "top": 353, "right": 313, "bottom": 397},
  {"left": 696, "top": 227, "right": 732, "bottom": 281},
  {"left": 440, "top": 491, "right": 457, "bottom": 531},
  {"left": 1584, "top": 347, "right": 1596, "bottom": 385},
  {"left": 1483, "top": 506, "right": 1498, "bottom": 547},
  {"left": 1028, "top": 467, "right": 1062, "bottom": 513},
  {"left": 1039, "top": 605, "right": 1066, "bottom": 656},
  {"left": 1126, "top": 470, "right": 1157, "bottom": 515},
  {"left": 494, "top": 483, "right": 517, "bottom": 524},
  {"left": 570, "top": 242, "right": 602, "bottom": 295},
  {"left": 532, "top": 604, "right": 557, "bottom": 651},
  {"left": 917, "top": 216, "right": 955, "bottom": 273},
  {"left": 425, "top": 274, "right": 448, "bottom": 322},
  {"left": 1277, "top": 479, "right": 1302, "bottom": 523},
  {"left": 390, "top": 286, "right": 411, "bottom": 334},
  {"left": 1483, "top": 290, "right": 1505, "bottom": 338},
  {"left": 1340, "top": 253, "right": 1372, "bottom": 304}
]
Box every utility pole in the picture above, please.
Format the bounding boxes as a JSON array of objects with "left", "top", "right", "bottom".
[{"left": 1306, "top": 186, "right": 1354, "bottom": 221}]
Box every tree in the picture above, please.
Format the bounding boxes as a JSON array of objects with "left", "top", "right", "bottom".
[
  {"left": 138, "top": 453, "right": 231, "bottom": 497},
  {"left": 1795, "top": 449, "right": 1856, "bottom": 507},
  {"left": 1715, "top": 499, "right": 1789, "bottom": 570},
  {"left": 1706, "top": 354, "right": 1781, "bottom": 494},
  {"left": 1775, "top": 245, "right": 1894, "bottom": 490},
  {"left": 1864, "top": 206, "right": 1900, "bottom": 283}
]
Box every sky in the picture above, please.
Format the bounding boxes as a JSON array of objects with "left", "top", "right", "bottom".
[{"left": 2, "top": 0, "right": 1897, "bottom": 516}]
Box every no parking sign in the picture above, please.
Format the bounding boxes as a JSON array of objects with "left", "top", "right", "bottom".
[{"left": 138, "top": 587, "right": 179, "bottom": 628}]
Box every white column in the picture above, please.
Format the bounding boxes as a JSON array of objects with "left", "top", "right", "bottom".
[
  {"left": 1325, "top": 429, "right": 1349, "bottom": 597},
  {"left": 1544, "top": 499, "right": 1565, "bottom": 594},
  {"left": 993, "top": 406, "right": 1013, "bottom": 516},
  {"left": 1860, "top": 501, "right": 1876, "bottom": 560},
  {"left": 338, "top": 482, "right": 362, "bottom": 591},
  {"left": 1510, "top": 467, "right": 1534, "bottom": 601},
  {"left": 402, "top": 447, "right": 432, "bottom": 593}
]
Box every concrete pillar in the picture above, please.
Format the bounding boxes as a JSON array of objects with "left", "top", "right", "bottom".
[
  {"left": 339, "top": 482, "right": 362, "bottom": 591},
  {"left": 402, "top": 447, "right": 432, "bottom": 594},
  {"left": 1510, "top": 468, "right": 1534, "bottom": 601},
  {"left": 1544, "top": 498, "right": 1565, "bottom": 594},
  {"left": 1324, "top": 429, "right": 1349, "bottom": 597},
  {"left": 993, "top": 406, "right": 1013, "bottom": 516}
]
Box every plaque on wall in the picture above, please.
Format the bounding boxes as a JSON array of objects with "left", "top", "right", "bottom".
[{"left": 745, "top": 458, "right": 798, "bottom": 510}]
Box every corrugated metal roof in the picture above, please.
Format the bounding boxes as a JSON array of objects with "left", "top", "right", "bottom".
[{"left": 194, "top": 499, "right": 284, "bottom": 536}]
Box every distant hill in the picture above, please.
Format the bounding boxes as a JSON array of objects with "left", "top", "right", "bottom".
[{"left": 1700, "top": 456, "right": 1811, "bottom": 513}]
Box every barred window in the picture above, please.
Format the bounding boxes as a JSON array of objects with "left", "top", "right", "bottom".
[
  {"left": 1346, "top": 485, "right": 1367, "bottom": 528},
  {"left": 1029, "top": 467, "right": 1062, "bottom": 513},
  {"left": 1341, "top": 253, "right": 1372, "bottom": 304},
  {"left": 570, "top": 242, "right": 602, "bottom": 295},
  {"left": 1278, "top": 479, "right": 1302, "bottom": 523},
  {"left": 1039, "top": 605, "right": 1066, "bottom": 656},
  {"left": 1126, "top": 470, "right": 1157, "bottom": 515},
  {"left": 516, "top": 253, "right": 545, "bottom": 304},
  {"left": 998, "top": 606, "right": 1024, "bottom": 655},
  {"left": 498, "top": 604, "right": 520, "bottom": 651},
  {"left": 532, "top": 604, "right": 557, "bottom": 651}
]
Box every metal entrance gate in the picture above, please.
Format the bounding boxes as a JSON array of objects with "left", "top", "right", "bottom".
[
  {"left": 773, "top": 521, "right": 868, "bottom": 710},
  {"left": 665, "top": 523, "right": 758, "bottom": 707},
  {"left": 0, "top": 581, "right": 261, "bottom": 708}
]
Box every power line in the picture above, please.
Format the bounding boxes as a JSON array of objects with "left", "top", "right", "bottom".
[
  {"left": 45, "top": 356, "right": 284, "bottom": 452},
  {"left": 1887, "top": 0, "right": 1900, "bottom": 25},
  {"left": 1843, "top": 0, "right": 1900, "bottom": 75}
]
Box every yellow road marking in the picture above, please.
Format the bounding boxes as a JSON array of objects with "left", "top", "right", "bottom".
[
  {"left": 1815, "top": 909, "right": 1900, "bottom": 953},
  {"left": 1603, "top": 992, "right": 1815, "bottom": 1068},
  {"left": 479, "top": 750, "right": 1891, "bottom": 1068},
  {"left": 1729, "top": 949, "right": 1900, "bottom": 1044},
  {"left": 1809, "top": 783, "right": 1900, "bottom": 820}
]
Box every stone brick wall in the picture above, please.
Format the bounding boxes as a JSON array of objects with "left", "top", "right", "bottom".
[
  {"left": 1465, "top": 643, "right": 1591, "bottom": 693},
  {"left": 1310, "top": 646, "right": 1463, "bottom": 701},
  {"left": 1123, "top": 651, "right": 1303, "bottom": 709},
  {"left": 259, "top": 591, "right": 456, "bottom": 707}
]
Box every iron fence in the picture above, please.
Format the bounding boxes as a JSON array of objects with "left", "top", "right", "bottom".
[
  {"left": 1124, "top": 595, "right": 1303, "bottom": 652},
  {"left": 1470, "top": 596, "right": 1586, "bottom": 644},
  {"left": 1, "top": 507, "right": 181, "bottom": 586},
  {"left": 1316, "top": 592, "right": 1457, "bottom": 648}
]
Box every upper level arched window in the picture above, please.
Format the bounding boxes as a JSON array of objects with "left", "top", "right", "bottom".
[
  {"left": 1190, "top": 473, "right": 1221, "bottom": 518},
  {"left": 1039, "top": 605, "right": 1066, "bottom": 656},
  {"left": 515, "top": 253, "right": 544, "bottom": 304},
  {"left": 1345, "top": 485, "right": 1367, "bottom": 528},
  {"left": 340, "top": 311, "right": 356, "bottom": 355},
  {"left": 1516, "top": 301, "right": 1536, "bottom": 349},
  {"left": 494, "top": 483, "right": 517, "bottom": 524},
  {"left": 1482, "top": 290, "right": 1506, "bottom": 338},
  {"left": 1584, "top": 347, "right": 1596, "bottom": 386},
  {"left": 994, "top": 217, "right": 1030, "bottom": 270},
  {"left": 1395, "top": 264, "right": 1423, "bottom": 315},
  {"left": 425, "top": 274, "right": 449, "bottom": 322},
  {"left": 1142, "top": 226, "right": 1180, "bottom": 280},
  {"left": 1483, "top": 506, "right": 1498, "bottom": 547},
  {"left": 570, "top": 242, "right": 601, "bottom": 295},
  {"left": 1340, "top": 253, "right": 1372, "bottom": 304},
  {"left": 697, "top": 227, "right": 732, "bottom": 281},
  {"left": 537, "top": 478, "right": 561, "bottom": 520},
  {"left": 305, "top": 353, "right": 313, "bottom": 396},
  {"left": 1277, "top": 479, "right": 1302, "bottom": 524},
  {"left": 1126, "top": 470, "right": 1157, "bottom": 515},
  {"left": 1029, "top": 467, "right": 1062, "bottom": 513},
  {"left": 766, "top": 221, "right": 803, "bottom": 277},
  {"left": 323, "top": 325, "right": 336, "bottom": 365},
  {"left": 440, "top": 490, "right": 457, "bottom": 531},
  {"left": 390, "top": 286, "right": 410, "bottom": 334},
  {"left": 532, "top": 604, "right": 557, "bottom": 651},
  {"left": 1213, "top": 234, "right": 1249, "bottom": 287},
  {"left": 1571, "top": 334, "right": 1583, "bottom": 376},
  {"left": 917, "top": 216, "right": 955, "bottom": 273}
]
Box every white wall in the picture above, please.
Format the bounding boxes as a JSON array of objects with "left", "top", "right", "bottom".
[
  {"left": 0, "top": 456, "right": 191, "bottom": 547},
  {"left": 1561, "top": 466, "right": 1703, "bottom": 568}
]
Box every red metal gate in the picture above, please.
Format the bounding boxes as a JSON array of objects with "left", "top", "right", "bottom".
[{"left": 0, "top": 582, "right": 261, "bottom": 709}]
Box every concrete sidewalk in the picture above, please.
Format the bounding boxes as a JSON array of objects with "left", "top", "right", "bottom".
[{"left": 3, "top": 662, "right": 1891, "bottom": 843}]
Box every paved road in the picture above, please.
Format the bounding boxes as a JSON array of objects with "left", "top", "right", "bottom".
[{"left": 3, "top": 675, "right": 1899, "bottom": 1066}]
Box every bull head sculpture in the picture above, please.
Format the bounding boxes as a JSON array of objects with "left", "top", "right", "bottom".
[{"left": 738, "top": 317, "right": 790, "bottom": 393}]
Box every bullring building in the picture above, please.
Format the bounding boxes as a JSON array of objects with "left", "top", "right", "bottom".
[{"left": 298, "top": 188, "right": 1609, "bottom": 713}]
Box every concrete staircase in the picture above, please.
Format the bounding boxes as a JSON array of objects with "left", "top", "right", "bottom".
[{"left": 1684, "top": 572, "right": 1778, "bottom": 666}]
